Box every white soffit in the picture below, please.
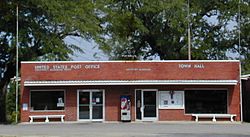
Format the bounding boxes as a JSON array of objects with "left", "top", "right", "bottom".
[
  {"left": 24, "top": 80, "right": 238, "bottom": 86},
  {"left": 241, "top": 74, "right": 250, "bottom": 80}
]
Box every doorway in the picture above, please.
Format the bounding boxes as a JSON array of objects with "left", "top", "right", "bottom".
[
  {"left": 135, "top": 89, "right": 158, "bottom": 121},
  {"left": 77, "top": 90, "right": 104, "bottom": 121}
]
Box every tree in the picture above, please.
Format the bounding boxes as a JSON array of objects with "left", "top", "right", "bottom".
[
  {"left": 236, "top": 1, "right": 250, "bottom": 74},
  {"left": 98, "top": 0, "right": 250, "bottom": 72},
  {"left": 6, "top": 82, "right": 19, "bottom": 123},
  {"left": 99, "top": 0, "right": 189, "bottom": 60},
  {"left": 0, "top": 0, "right": 101, "bottom": 122}
]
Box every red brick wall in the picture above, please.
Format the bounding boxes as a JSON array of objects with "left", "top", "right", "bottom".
[
  {"left": 65, "top": 87, "right": 77, "bottom": 121},
  {"left": 105, "top": 86, "right": 135, "bottom": 121},
  {"left": 21, "top": 84, "right": 241, "bottom": 122},
  {"left": 105, "top": 89, "right": 123, "bottom": 121},
  {"left": 228, "top": 84, "right": 241, "bottom": 121},
  {"left": 159, "top": 109, "right": 192, "bottom": 121},
  {"left": 21, "top": 61, "right": 240, "bottom": 81},
  {"left": 20, "top": 87, "right": 31, "bottom": 122}
]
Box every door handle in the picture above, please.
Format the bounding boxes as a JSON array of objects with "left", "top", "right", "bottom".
[{"left": 140, "top": 106, "right": 144, "bottom": 112}]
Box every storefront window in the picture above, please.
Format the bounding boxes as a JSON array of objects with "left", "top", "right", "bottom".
[
  {"left": 159, "top": 91, "right": 184, "bottom": 109},
  {"left": 185, "top": 90, "right": 227, "bottom": 114},
  {"left": 30, "top": 90, "right": 65, "bottom": 111}
]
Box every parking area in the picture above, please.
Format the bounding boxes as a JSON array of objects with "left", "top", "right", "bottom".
[{"left": 0, "top": 122, "right": 250, "bottom": 137}]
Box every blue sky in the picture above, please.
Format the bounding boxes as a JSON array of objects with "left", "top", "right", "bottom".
[{"left": 65, "top": 36, "right": 109, "bottom": 61}]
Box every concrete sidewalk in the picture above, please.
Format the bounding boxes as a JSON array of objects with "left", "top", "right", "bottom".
[{"left": 0, "top": 122, "right": 250, "bottom": 137}]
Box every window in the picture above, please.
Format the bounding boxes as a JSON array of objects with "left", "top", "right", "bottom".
[
  {"left": 185, "top": 90, "right": 227, "bottom": 114},
  {"left": 30, "top": 90, "right": 65, "bottom": 111},
  {"left": 159, "top": 91, "right": 184, "bottom": 109}
]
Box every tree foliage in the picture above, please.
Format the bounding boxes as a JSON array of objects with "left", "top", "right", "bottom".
[
  {"left": 98, "top": 0, "right": 250, "bottom": 73},
  {"left": 0, "top": 0, "right": 101, "bottom": 122},
  {"left": 99, "top": 0, "right": 189, "bottom": 60},
  {"left": 6, "top": 83, "right": 19, "bottom": 123}
]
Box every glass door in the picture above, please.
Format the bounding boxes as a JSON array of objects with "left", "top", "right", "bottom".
[
  {"left": 78, "top": 90, "right": 104, "bottom": 121},
  {"left": 92, "top": 92, "right": 103, "bottom": 120},
  {"left": 143, "top": 91, "right": 157, "bottom": 120},
  {"left": 78, "top": 92, "right": 90, "bottom": 119},
  {"left": 136, "top": 90, "right": 142, "bottom": 120},
  {"left": 135, "top": 89, "right": 157, "bottom": 121}
]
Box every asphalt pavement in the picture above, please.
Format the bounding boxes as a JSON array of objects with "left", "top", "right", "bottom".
[{"left": 0, "top": 122, "right": 250, "bottom": 137}]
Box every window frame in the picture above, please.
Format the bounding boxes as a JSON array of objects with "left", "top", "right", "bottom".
[
  {"left": 29, "top": 89, "right": 66, "bottom": 112},
  {"left": 158, "top": 90, "right": 184, "bottom": 109}
]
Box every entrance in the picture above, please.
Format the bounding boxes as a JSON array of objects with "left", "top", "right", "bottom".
[
  {"left": 136, "top": 89, "right": 157, "bottom": 121},
  {"left": 77, "top": 90, "right": 104, "bottom": 121}
]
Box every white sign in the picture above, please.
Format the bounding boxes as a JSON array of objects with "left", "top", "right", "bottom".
[
  {"left": 179, "top": 64, "right": 205, "bottom": 69},
  {"left": 126, "top": 68, "right": 151, "bottom": 71},
  {"left": 96, "top": 98, "right": 100, "bottom": 103},
  {"left": 57, "top": 98, "right": 64, "bottom": 107},
  {"left": 22, "top": 103, "right": 28, "bottom": 111},
  {"left": 159, "top": 91, "right": 184, "bottom": 109},
  {"left": 34, "top": 64, "right": 100, "bottom": 72}
]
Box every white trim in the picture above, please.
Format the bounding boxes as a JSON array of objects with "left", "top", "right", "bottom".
[
  {"left": 21, "top": 60, "right": 240, "bottom": 64},
  {"left": 24, "top": 80, "right": 238, "bottom": 86},
  {"left": 141, "top": 91, "right": 144, "bottom": 120},
  {"left": 184, "top": 88, "right": 228, "bottom": 90},
  {"left": 156, "top": 90, "right": 159, "bottom": 121},
  {"left": 241, "top": 77, "right": 249, "bottom": 80},
  {"left": 135, "top": 89, "right": 142, "bottom": 121},
  {"left": 29, "top": 89, "right": 66, "bottom": 112},
  {"left": 134, "top": 90, "right": 137, "bottom": 121},
  {"left": 77, "top": 89, "right": 105, "bottom": 122},
  {"left": 241, "top": 74, "right": 250, "bottom": 80},
  {"left": 103, "top": 90, "right": 105, "bottom": 122},
  {"left": 77, "top": 90, "right": 79, "bottom": 121}
]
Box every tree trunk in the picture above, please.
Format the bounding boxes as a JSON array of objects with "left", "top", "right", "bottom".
[
  {"left": 0, "top": 63, "right": 15, "bottom": 123},
  {"left": 0, "top": 82, "right": 7, "bottom": 123}
]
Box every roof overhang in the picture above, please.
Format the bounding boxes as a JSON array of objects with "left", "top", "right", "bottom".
[
  {"left": 241, "top": 74, "right": 250, "bottom": 80},
  {"left": 24, "top": 80, "right": 238, "bottom": 86}
]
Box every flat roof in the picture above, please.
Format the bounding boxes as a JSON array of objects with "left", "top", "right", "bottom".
[{"left": 21, "top": 60, "right": 240, "bottom": 64}]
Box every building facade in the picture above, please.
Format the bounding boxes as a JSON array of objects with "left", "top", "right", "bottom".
[
  {"left": 20, "top": 60, "right": 241, "bottom": 122},
  {"left": 242, "top": 74, "right": 250, "bottom": 122}
]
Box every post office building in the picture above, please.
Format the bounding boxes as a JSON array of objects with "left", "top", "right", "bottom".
[{"left": 20, "top": 60, "right": 241, "bottom": 122}]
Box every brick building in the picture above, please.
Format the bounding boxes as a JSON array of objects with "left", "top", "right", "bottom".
[{"left": 20, "top": 60, "right": 241, "bottom": 122}]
